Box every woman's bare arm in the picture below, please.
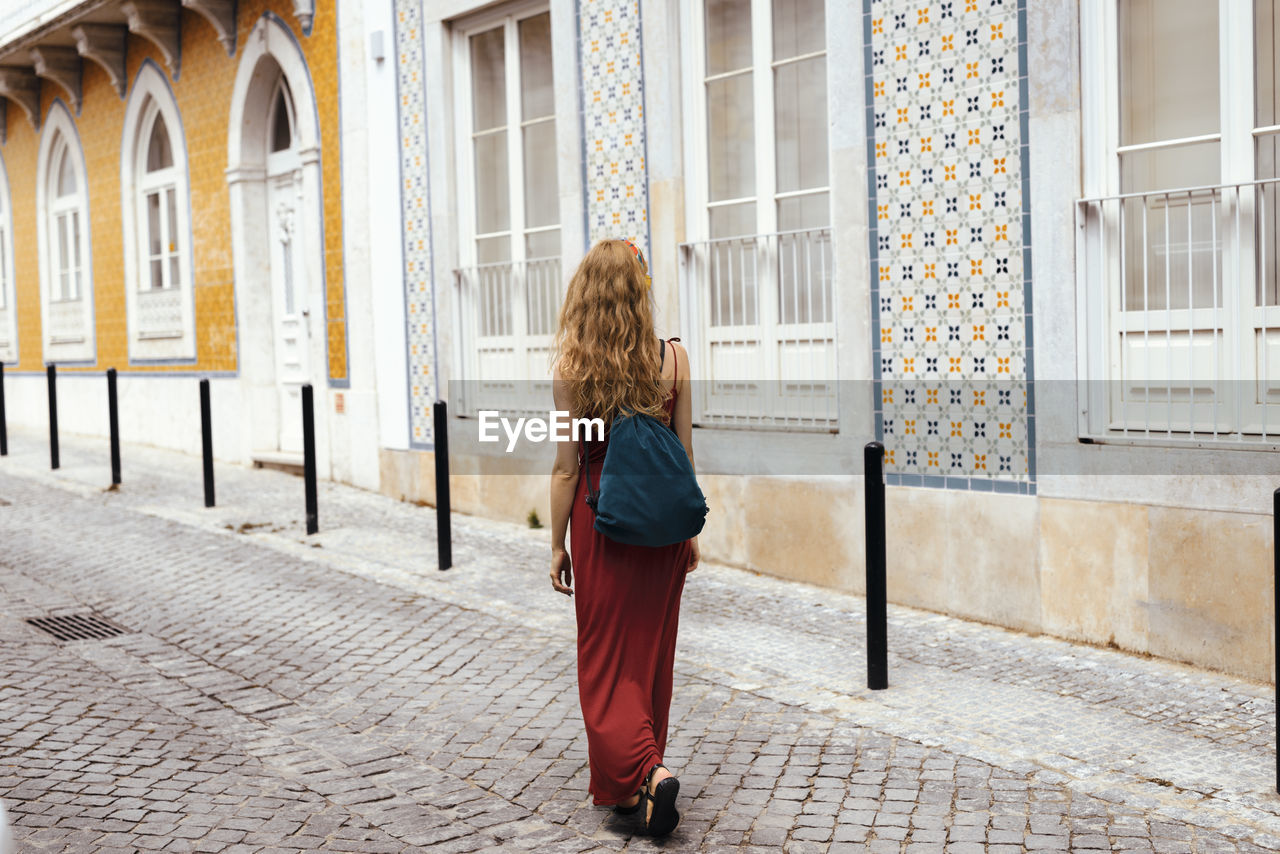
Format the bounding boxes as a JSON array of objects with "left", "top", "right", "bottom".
[
  {"left": 549, "top": 364, "right": 579, "bottom": 595},
  {"left": 671, "top": 341, "right": 694, "bottom": 471},
  {"left": 670, "top": 341, "right": 700, "bottom": 572}
]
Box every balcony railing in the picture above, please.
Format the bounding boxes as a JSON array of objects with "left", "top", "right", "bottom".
[
  {"left": 1076, "top": 178, "right": 1280, "bottom": 444},
  {"left": 452, "top": 256, "right": 561, "bottom": 417},
  {"left": 678, "top": 228, "right": 838, "bottom": 430}
]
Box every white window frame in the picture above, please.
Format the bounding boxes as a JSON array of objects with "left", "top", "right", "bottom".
[
  {"left": 0, "top": 151, "right": 16, "bottom": 364},
  {"left": 121, "top": 63, "right": 196, "bottom": 361},
  {"left": 450, "top": 0, "right": 561, "bottom": 415},
  {"left": 681, "top": 0, "right": 832, "bottom": 243},
  {"left": 1079, "top": 0, "right": 1280, "bottom": 443},
  {"left": 679, "top": 0, "right": 837, "bottom": 430},
  {"left": 36, "top": 102, "right": 94, "bottom": 363}
]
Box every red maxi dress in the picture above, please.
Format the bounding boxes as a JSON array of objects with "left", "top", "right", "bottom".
[{"left": 570, "top": 349, "right": 692, "bottom": 806}]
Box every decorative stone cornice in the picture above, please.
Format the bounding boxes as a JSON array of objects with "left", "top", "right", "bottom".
[
  {"left": 121, "top": 0, "right": 180, "bottom": 71},
  {"left": 292, "top": 0, "right": 315, "bottom": 34},
  {"left": 0, "top": 68, "right": 40, "bottom": 131},
  {"left": 30, "top": 46, "right": 82, "bottom": 112},
  {"left": 182, "top": 0, "right": 235, "bottom": 55},
  {"left": 72, "top": 23, "right": 127, "bottom": 98}
]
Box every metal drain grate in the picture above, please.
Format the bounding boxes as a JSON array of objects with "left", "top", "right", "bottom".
[{"left": 26, "top": 613, "right": 130, "bottom": 642}]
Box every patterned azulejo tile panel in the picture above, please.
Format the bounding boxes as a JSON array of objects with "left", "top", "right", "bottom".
[
  {"left": 395, "top": 0, "right": 437, "bottom": 448},
  {"left": 865, "top": 0, "right": 1034, "bottom": 490},
  {"left": 578, "top": 0, "right": 650, "bottom": 255}
]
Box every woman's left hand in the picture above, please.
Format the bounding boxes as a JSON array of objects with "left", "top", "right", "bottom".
[
  {"left": 550, "top": 547, "right": 574, "bottom": 596},
  {"left": 687, "top": 537, "right": 700, "bottom": 574}
]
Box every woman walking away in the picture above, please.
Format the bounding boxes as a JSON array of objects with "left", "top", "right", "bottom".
[{"left": 548, "top": 239, "right": 701, "bottom": 837}]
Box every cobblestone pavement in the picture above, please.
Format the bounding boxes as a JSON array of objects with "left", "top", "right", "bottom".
[{"left": 1, "top": 428, "right": 1279, "bottom": 852}]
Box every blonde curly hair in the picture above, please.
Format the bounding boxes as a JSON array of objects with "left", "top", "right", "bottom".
[{"left": 552, "top": 239, "right": 669, "bottom": 424}]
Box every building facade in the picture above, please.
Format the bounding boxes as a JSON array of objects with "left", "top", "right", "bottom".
[
  {"left": 0, "top": 0, "right": 382, "bottom": 488},
  {"left": 2, "top": 0, "right": 1277, "bottom": 681},
  {"left": 369, "top": 0, "right": 1280, "bottom": 682}
]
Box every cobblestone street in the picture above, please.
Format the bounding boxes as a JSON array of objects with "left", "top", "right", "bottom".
[{"left": 1, "top": 430, "right": 1280, "bottom": 852}]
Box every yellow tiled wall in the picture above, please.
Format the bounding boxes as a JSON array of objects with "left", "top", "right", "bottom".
[{"left": 2, "top": 0, "right": 346, "bottom": 380}]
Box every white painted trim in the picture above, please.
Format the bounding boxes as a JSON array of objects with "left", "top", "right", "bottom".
[
  {"left": 36, "top": 101, "right": 95, "bottom": 363},
  {"left": 120, "top": 61, "right": 196, "bottom": 361},
  {"left": 226, "top": 14, "right": 331, "bottom": 473},
  {"left": 0, "top": 149, "right": 16, "bottom": 364}
]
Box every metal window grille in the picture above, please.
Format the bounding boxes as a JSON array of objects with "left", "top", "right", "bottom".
[
  {"left": 453, "top": 256, "right": 561, "bottom": 417},
  {"left": 1076, "top": 178, "right": 1280, "bottom": 444},
  {"left": 679, "top": 228, "right": 838, "bottom": 430}
]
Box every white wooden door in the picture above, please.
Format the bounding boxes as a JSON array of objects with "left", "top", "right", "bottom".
[{"left": 268, "top": 170, "right": 308, "bottom": 454}]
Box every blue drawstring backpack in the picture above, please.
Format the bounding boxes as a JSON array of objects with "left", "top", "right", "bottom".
[{"left": 582, "top": 341, "right": 709, "bottom": 548}]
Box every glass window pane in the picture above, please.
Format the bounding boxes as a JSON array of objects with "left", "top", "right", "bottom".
[
  {"left": 777, "top": 191, "right": 829, "bottom": 231},
  {"left": 775, "top": 56, "right": 828, "bottom": 193},
  {"left": 147, "top": 111, "right": 173, "bottom": 172},
  {"left": 57, "top": 214, "right": 69, "bottom": 299},
  {"left": 271, "top": 85, "right": 293, "bottom": 152},
  {"left": 1260, "top": 135, "right": 1279, "bottom": 306},
  {"left": 475, "top": 251, "right": 512, "bottom": 336},
  {"left": 1121, "top": 189, "right": 1222, "bottom": 311},
  {"left": 525, "top": 252, "right": 561, "bottom": 336},
  {"left": 1120, "top": 142, "right": 1219, "bottom": 194},
  {"left": 1119, "top": 0, "right": 1219, "bottom": 146},
  {"left": 471, "top": 27, "right": 507, "bottom": 132},
  {"left": 170, "top": 256, "right": 181, "bottom": 290},
  {"left": 519, "top": 13, "right": 554, "bottom": 120},
  {"left": 72, "top": 209, "right": 81, "bottom": 277},
  {"left": 151, "top": 259, "right": 164, "bottom": 290},
  {"left": 707, "top": 73, "right": 755, "bottom": 202},
  {"left": 166, "top": 187, "right": 179, "bottom": 257},
  {"left": 477, "top": 235, "right": 511, "bottom": 265},
  {"left": 56, "top": 147, "right": 76, "bottom": 197},
  {"left": 1258, "top": 0, "right": 1278, "bottom": 128},
  {"left": 707, "top": 205, "right": 758, "bottom": 327},
  {"left": 147, "top": 191, "right": 162, "bottom": 258},
  {"left": 474, "top": 131, "right": 511, "bottom": 234},
  {"left": 777, "top": 194, "right": 831, "bottom": 324},
  {"left": 525, "top": 228, "right": 560, "bottom": 260},
  {"left": 705, "top": 0, "right": 752, "bottom": 76},
  {"left": 523, "top": 121, "right": 559, "bottom": 229},
  {"left": 709, "top": 201, "right": 756, "bottom": 239},
  {"left": 773, "top": 0, "right": 825, "bottom": 61}
]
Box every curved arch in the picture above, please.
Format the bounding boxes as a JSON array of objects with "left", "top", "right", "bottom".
[
  {"left": 120, "top": 59, "right": 196, "bottom": 360},
  {"left": 227, "top": 13, "right": 321, "bottom": 174},
  {"left": 36, "top": 99, "right": 95, "bottom": 362},
  {"left": 224, "top": 11, "right": 330, "bottom": 461}
]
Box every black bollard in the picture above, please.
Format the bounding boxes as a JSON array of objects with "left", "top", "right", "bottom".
[
  {"left": 0, "top": 362, "right": 7, "bottom": 457},
  {"left": 302, "top": 383, "right": 318, "bottom": 535},
  {"left": 433, "top": 400, "right": 452, "bottom": 571},
  {"left": 864, "top": 441, "right": 888, "bottom": 690},
  {"left": 47, "top": 364, "right": 59, "bottom": 470},
  {"left": 200, "top": 379, "right": 214, "bottom": 507},
  {"left": 107, "top": 368, "right": 120, "bottom": 485}
]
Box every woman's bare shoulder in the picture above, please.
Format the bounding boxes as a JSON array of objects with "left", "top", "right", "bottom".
[{"left": 669, "top": 339, "right": 690, "bottom": 378}]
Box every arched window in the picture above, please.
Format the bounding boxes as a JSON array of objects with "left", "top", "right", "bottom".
[
  {"left": 138, "top": 104, "right": 179, "bottom": 291},
  {"left": 269, "top": 79, "right": 294, "bottom": 153},
  {"left": 50, "top": 138, "right": 84, "bottom": 302},
  {"left": 36, "top": 103, "right": 94, "bottom": 362},
  {"left": 121, "top": 63, "right": 194, "bottom": 360}
]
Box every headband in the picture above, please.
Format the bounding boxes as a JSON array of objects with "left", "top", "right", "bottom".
[{"left": 622, "top": 238, "right": 652, "bottom": 289}]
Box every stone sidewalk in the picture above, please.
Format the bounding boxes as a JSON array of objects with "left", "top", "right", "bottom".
[{"left": 0, "top": 427, "right": 1278, "bottom": 852}]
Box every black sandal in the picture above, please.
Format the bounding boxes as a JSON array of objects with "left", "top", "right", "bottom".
[
  {"left": 639, "top": 763, "right": 680, "bottom": 836},
  {"left": 613, "top": 792, "right": 642, "bottom": 816}
]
